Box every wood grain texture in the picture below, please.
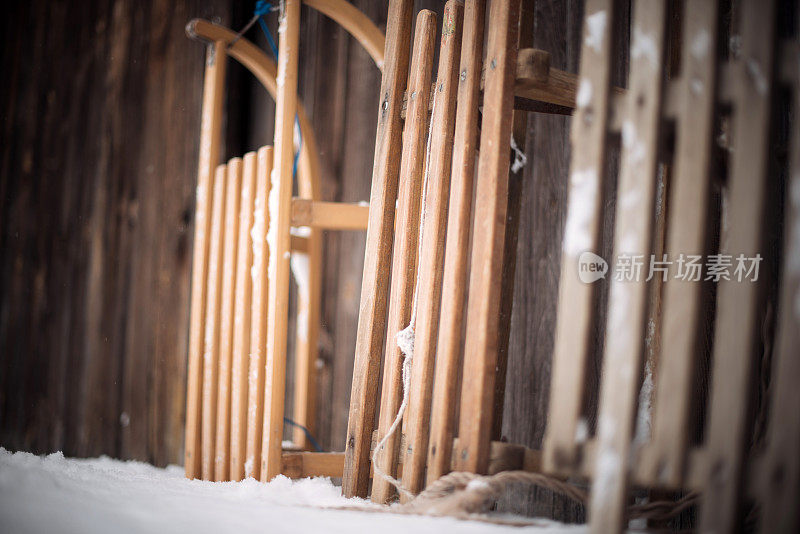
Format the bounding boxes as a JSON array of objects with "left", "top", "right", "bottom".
[
  {"left": 543, "top": 0, "right": 615, "bottom": 475},
  {"left": 185, "top": 39, "right": 228, "bottom": 480},
  {"left": 371, "top": 9, "right": 437, "bottom": 504},
  {"left": 588, "top": 1, "right": 667, "bottom": 530},
  {"left": 427, "top": 0, "right": 486, "bottom": 486},
  {"left": 454, "top": 0, "right": 521, "bottom": 475},
  {"left": 245, "top": 147, "right": 274, "bottom": 479},
  {"left": 639, "top": 0, "right": 719, "bottom": 487},
  {"left": 400, "top": 0, "right": 463, "bottom": 498},
  {"left": 230, "top": 151, "right": 257, "bottom": 480},
  {"left": 213, "top": 158, "right": 242, "bottom": 481},
  {"left": 260, "top": 0, "right": 302, "bottom": 482},
  {"left": 342, "top": 0, "right": 413, "bottom": 499},
  {"left": 757, "top": 41, "right": 800, "bottom": 533},
  {"left": 201, "top": 163, "right": 228, "bottom": 480},
  {"left": 700, "top": 0, "right": 776, "bottom": 529}
]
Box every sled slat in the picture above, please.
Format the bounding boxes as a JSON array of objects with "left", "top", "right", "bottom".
[
  {"left": 245, "top": 147, "right": 274, "bottom": 479},
  {"left": 639, "top": 0, "right": 719, "bottom": 487},
  {"left": 261, "top": 0, "right": 302, "bottom": 482},
  {"left": 185, "top": 40, "right": 227, "bottom": 480},
  {"left": 230, "top": 152, "right": 257, "bottom": 480},
  {"left": 757, "top": 41, "right": 800, "bottom": 534},
  {"left": 343, "top": 0, "right": 413, "bottom": 499},
  {"left": 290, "top": 199, "right": 369, "bottom": 230},
  {"left": 214, "top": 158, "right": 243, "bottom": 481},
  {"left": 543, "top": 0, "right": 614, "bottom": 475},
  {"left": 427, "top": 0, "right": 486, "bottom": 486},
  {"left": 401, "top": 0, "right": 463, "bottom": 499},
  {"left": 371, "top": 9, "right": 436, "bottom": 504},
  {"left": 588, "top": 1, "right": 667, "bottom": 531},
  {"left": 454, "top": 0, "right": 520, "bottom": 475},
  {"left": 201, "top": 163, "right": 228, "bottom": 480},
  {"left": 700, "top": 0, "right": 775, "bottom": 530}
]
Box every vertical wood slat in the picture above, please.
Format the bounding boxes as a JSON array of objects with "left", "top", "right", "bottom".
[
  {"left": 491, "top": 0, "right": 536, "bottom": 445},
  {"left": 700, "top": 0, "right": 776, "bottom": 530},
  {"left": 261, "top": 0, "right": 302, "bottom": 482},
  {"left": 201, "top": 163, "right": 228, "bottom": 480},
  {"left": 639, "top": 0, "right": 719, "bottom": 487},
  {"left": 213, "top": 158, "right": 243, "bottom": 481},
  {"left": 343, "top": 0, "right": 414, "bottom": 499},
  {"left": 245, "top": 146, "right": 274, "bottom": 479},
  {"left": 401, "top": 0, "right": 463, "bottom": 498},
  {"left": 185, "top": 40, "right": 227, "bottom": 480},
  {"left": 453, "top": 0, "right": 521, "bottom": 475},
  {"left": 588, "top": 1, "right": 667, "bottom": 531},
  {"left": 371, "top": 10, "right": 437, "bottom": 504},
  {"left": 230, "top": 151, "right": 258, "bottom": 480},
  {"left": 543, "top": 0, "right": 615, "bottom": 475},
  {"left": 757, "top": 41, "right": 800, "bottom": 534},
  {"left": 291, "top": 236, "right": 321, "bottom": 450},
  {"left": 426, "top": 0, "right": 486, "bottom": 486}
]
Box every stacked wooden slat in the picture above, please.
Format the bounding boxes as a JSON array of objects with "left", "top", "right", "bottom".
[
  {"left": 183, "top": 19, "right": 375, "bottom": 483},
  {"left": 543, "top": 0, "right": 799, "bottom": 531},
  {"left": 344, "top": 0, "right": 535, "bottom": 503}
]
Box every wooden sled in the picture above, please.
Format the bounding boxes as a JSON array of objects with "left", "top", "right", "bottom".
[
  {"left": 182, "top": 0, "right": 381, "bottom": 482},
  {"left": 185, "top": 0, "right": 799, "bottom": 531}
]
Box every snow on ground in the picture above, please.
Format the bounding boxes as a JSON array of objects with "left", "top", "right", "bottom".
[{"left": 0, "top": 448, "right": 583, "bottom": 534}]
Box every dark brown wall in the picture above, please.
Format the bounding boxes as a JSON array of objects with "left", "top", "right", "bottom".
[{"left": 0, "top": 0, "right": 590, "bottom": 521}]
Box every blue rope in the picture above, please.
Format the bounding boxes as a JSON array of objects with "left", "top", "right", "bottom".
[
  {"left": 254, "top": 1, "right": 302, "bottom": 178},
  {"left": 283, "top": 417, "right": 323, "bottom": 452}
]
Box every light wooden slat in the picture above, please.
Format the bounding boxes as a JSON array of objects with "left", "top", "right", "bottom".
[
  {"left": 185, "top": 40, "right": 227, "bottom": 480},
  {"left": 400, "top": 0, "right": 463, "bottom": 499},
  {"left": 261, "top": 0, "right": 302, "bottom": 482},
  {"left": 290, "top": 199, "right": 369, "bottom": 230},
  {"left": 230, "top": 152, "right": 257, "bottom": 480},
  {"left": 587, "top": 1, "right": 667, "bottom": 531},
  {"left": 542, "top": 0, "right": 615, "bottom": 475},
  {"left": 281, "top": 452, "right": 345, "bottom": 478},
  {"left": 245, "top": 146, "right": 274, "bottom": 479},
  {"left": 427, "top": 0, "right": 486, "bottom": 486},
  {"left": 638, "top": 0, "right": 719, "bottom": 487},
  {"left": 757, "top": 42, "right": 800, "bottom": 533},
  {"left": 290, "top": 246, "right": 317, "bottom": 450},
  {"left": 343, "top": 0, "right": 413, "bottom": 499},
  {"left": 213, "top": 158, "right": 243, "bottom": 481},
  {"left": 453, "top": 0, "right": 521, "bottom": 475},
  {"left": 371, "top": 9, "right": 437, "bottom": 504},
  {"left": 200, "top": 163, "right": 228, "bottom": 480},
  {"left": 700, "top": 0, "right": 776, "bottom": 529}
]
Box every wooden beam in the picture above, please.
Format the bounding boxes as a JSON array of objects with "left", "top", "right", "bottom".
[
  {"left": 214, "top": 158, "right": 243, "bottom": 481},
  {"left": 543, "top": 0, "right": 615, "bottom": 476},
  {"left": 401, "top": 0, "right": 463, "bottom": 500},
  {"left": 185, "top": 40, "right": 227, "bottom": 480},
  {"left": 371, "top": 9, "right": 437, "bottom": 504},
  {"left": 427, "top": 0, "right": 486, "bottom": 486},
  {"left": 261, "top": 0, "right": 302, "bottom": 482},
  {"left": 757, "top": 40, "right": 800, "bottom": 534},
  {"left": 281, "top": 451, "right": 346, "bottom": 478},
  {"left": 290, "top": 198, "right": 369, "bottom": 230},
  {"left": 454, "top": 0, "right": 521, "bottom": 475},
  {"left": 700, "top": 0, "right": 776, "bottom": 529},
  {"left": 588, "top": 1, "right": 668, "bottom": 530},
  {"left": 245, "top": 147, "right": 274, "bottom": 479},
  {"left": 638, "top": 0, "right": 719, "bottom": 487},
  {"left": 230, "top": 152, "right": 258, "bottom": 480},
  {"left": 343, "top": 0, "right": 413, "bottom": 499},
  {"left": 201, "top": 163, "right": 228, "bottom": 480}
]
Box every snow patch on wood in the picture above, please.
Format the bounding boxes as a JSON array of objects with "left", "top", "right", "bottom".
[{"left": 584, "top": 11, "right": 607, "bottom": 53}]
